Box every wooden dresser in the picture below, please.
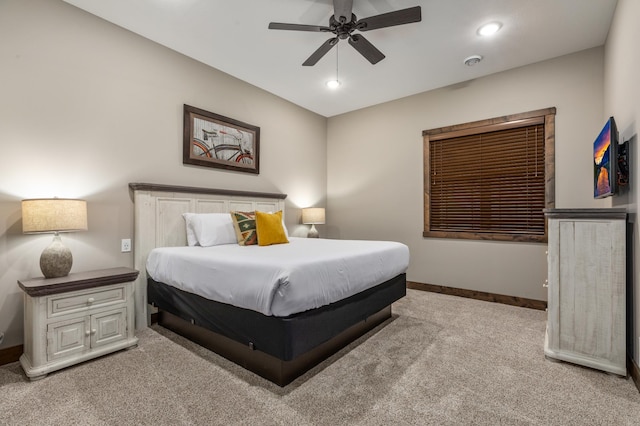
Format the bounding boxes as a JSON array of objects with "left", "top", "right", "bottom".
[
  {"left": 543, "top": 208, "right": 627, "bottom": 375},
  {"left": 18, "top": 267, "right": 139, "bottom": 380}
]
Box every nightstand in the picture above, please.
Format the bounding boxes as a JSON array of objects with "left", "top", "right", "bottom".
[{"left": 18, "top": 267, "right": 139, "bottom": 380}]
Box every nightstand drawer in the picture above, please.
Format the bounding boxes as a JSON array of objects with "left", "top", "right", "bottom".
[{"left": 48, "top": 285, "right": 126, "bottom": 318}]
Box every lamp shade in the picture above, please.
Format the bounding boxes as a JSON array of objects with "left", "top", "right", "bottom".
[
  {"left": 22, "top": 198, "right": 88, "bottom": 234},
  {"left": 302, "top": 207, "right": 325, "bottom": 225}
]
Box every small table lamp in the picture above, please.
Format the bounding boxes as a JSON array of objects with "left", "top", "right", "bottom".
[
  {"left": 302, "top": 207, "right": 325, "bottom": 238},
  {"left": 22, "top": 198, "right": 88, "bottom": 278}
]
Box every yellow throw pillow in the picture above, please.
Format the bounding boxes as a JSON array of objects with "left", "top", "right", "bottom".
[{"left": 256, "top": 211, "right": 289, "bottom": 246}]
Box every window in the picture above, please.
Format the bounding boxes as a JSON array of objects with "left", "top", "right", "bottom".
[{"left": 423, "top": 108, "right": 555, "bottom": 243}]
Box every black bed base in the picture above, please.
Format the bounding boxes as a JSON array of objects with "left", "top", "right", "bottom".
[
  {"left": 148, "top": 273, "right": 406, "bottom": 386},
  {"left": 158, "top": 305, "right": 392, "bottom": 386}
]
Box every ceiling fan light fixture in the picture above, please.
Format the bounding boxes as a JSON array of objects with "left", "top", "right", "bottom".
[
  {"left": 478, "top": 22, "right": 502, "bottom": 36},
  {"left": 326, "top": 79, "right": 341, "bottom": 89}
]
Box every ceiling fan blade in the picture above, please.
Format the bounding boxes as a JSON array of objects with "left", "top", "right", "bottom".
[
  {"left": 333, "top": 0, "right": 353, "bottom": 23},
  {"left": 268, "top": 22, "right": 331, "bottom": 32},
  {"left": 357, "top": 6, "right": 421, "bottom": 31},
  {"left": 348, "top": 34, "right": 385, "bottom": 64},
  {"left": 303, "top": 37, "right": 339, "bottom": 66}
]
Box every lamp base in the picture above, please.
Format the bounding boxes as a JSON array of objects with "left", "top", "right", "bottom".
[
  {"left": 40, "top": 234, "right": 73, "bottom": 278},
  {"left": 307, "top": 224, "right": 319, "bottom": 238}
]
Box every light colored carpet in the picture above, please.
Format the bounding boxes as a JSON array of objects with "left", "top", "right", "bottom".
[{"left": 1, "top": 289, "right": 639, "bottom": 425}]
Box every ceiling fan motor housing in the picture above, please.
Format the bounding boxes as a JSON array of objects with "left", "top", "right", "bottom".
[{"left": 330, "top": 14, "right": 358, "bottom": 39}]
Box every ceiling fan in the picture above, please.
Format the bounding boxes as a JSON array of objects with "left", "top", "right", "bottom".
[{"left": 268, "top": 0, "right": 422, "bottom": 66}]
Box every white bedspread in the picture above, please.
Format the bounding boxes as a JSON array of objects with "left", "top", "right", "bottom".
[{"left": 146, "top": 237, "right": 409, "bottom": 317}]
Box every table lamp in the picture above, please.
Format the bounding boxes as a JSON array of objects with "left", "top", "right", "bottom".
[
  {"left": 22, "top": 198, "right": 88, "bottom": 278},
  {"left": 302, "top": 207, "right": 325, "bottom": 238}
]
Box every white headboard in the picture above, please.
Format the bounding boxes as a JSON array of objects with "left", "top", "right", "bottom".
[{"left": 129, "top": 183, "right": 287, "bottom": 329}]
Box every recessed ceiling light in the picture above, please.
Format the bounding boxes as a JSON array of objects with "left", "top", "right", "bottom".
[
  {"left": 464, "top": 55, "right": 483, "bottom": 66},
  {"left": 326, "top": 80, "right": 341, "bottom": 89},
  {"left": 478, "top": 22, "right": 502, "bottom": 36}
]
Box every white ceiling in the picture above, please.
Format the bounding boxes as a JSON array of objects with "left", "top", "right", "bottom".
[{"left": 62, "top": 0, "right": 617, "bottom": 117}]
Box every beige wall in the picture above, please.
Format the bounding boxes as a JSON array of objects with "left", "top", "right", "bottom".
[
  {"left": 0, "top": 0, "right": 327, "bottom": 348},
  {"left": 605, "top": 0, "right": 640, "bottom": 365},
  {"left": 327, "top": 47, "right": 607, "bottom": 302}
]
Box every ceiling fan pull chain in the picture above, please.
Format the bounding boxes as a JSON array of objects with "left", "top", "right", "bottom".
[{"left": 336, "top": 43, "right": 339, "bottom": 82}]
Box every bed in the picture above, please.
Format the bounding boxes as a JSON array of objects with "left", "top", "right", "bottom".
[{"left": 130, "top": 183, "right": 408, "bottom": 386}]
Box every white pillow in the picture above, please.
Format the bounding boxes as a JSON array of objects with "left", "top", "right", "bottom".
[
  {"left": 279, "top": 218, "right": 289, "bottom": 238},
  {"left": 182, "top": 213, "right": 200, "bottom": 246},
  {"left": 189, "top": 213, "right": 237, "bottom": 247}
]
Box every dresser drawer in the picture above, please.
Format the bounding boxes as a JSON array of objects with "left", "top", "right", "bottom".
[{"left": 48, "top": 285, "right": 126, "bottom": 318}]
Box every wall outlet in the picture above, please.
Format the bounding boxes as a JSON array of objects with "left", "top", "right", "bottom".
[{"left": 121, "top": 239, "right": 132, "bottom": 253}]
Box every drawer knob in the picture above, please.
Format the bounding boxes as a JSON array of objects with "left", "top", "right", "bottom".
[
  {"left": 91, "top": 329, "right": 96, "bottom": 335},
  {"left": 85, "top": 330, "right": 91, "bottom": 336},
  {"left": 87, "top": 297, "right": 95, "bottom": 305}
]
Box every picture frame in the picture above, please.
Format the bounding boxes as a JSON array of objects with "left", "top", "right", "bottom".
[{"left": 183, "top": 104, "right": 260, "bottom": 174}]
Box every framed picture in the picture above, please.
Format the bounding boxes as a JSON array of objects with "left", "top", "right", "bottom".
[{"left": 183, "top": 104, "right": 260, "bottom": 174}]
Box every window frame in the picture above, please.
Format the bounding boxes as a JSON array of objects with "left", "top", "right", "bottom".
[{"left": 423, "top": 107, "right": 556, "bottom": 243}]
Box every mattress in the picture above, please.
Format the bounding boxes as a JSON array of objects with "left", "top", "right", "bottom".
[{"left": 146, "top": 237, "right": 409, "bottom": 317}]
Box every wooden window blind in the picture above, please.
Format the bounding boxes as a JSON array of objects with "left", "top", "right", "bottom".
[{"left": 423, "top": 108, "right": 555, "bottom": 242}]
